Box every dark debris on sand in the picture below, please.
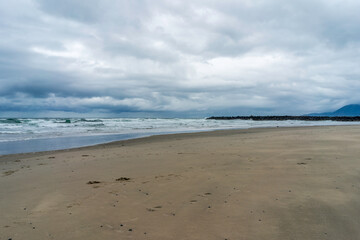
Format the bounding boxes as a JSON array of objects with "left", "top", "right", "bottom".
[
  {"left": 87, "top": 181, "right": 101, "bottom": 184},
  {"left": 116, "top": 177, "right": 131, "bottom": 181}
]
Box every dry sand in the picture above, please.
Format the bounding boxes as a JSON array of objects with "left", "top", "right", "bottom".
[{"left": 1, "top": 125, "right": 360, "bottom": 240}]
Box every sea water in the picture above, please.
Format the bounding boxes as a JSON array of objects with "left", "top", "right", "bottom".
[{"left": 0, "top": 118, "right": 358, "bottom": 155}]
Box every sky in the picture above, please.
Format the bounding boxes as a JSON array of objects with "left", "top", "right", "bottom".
[{"left": 1, "top": 0, "right": 360, "bottom": 117}]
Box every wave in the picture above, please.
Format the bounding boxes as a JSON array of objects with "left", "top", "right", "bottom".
[
  {"left": 52, "top": 118, "right": 104, "bottom": 124},
  {"left": 76, "top": 118, "right": 103, "bottom": 123},
  {"left": 88, "top": 123, "right": 105, "bottom": 127},
  {"left": 0, "top": 118, "right": 22, "bottom": 124},
  {"left": 53, "top": 119, "right": 72, "bottom": 123},
  {"left": 1, "top": 118, "right": 360, "bottom": 144}
]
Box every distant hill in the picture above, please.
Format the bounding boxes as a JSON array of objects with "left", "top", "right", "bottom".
[{"left": 308, "top": 104, "right": 360, "bottom": 116}]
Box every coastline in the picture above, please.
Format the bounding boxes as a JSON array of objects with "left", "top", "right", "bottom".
[
  {"left": 1, "top": 122, "right": 359, "bottom": 157},
  {"left": 2, "top": 125, "right": 360, "bottom": 239},
  {"left": 0, "top": 124, "right": 346, "bottom": 159}
]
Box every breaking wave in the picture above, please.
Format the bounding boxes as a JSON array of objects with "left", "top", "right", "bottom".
[{"left": 0, "top": 117, "right": 359, "bottom": 143}]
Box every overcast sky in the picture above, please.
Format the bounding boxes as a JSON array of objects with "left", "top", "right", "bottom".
[{"left": 1, "top": 0, "right": 360, "bottom": 117}]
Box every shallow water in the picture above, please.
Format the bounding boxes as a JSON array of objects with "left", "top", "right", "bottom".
[{"left": 0, "top": 132, "right": 157, "bottom": 155}]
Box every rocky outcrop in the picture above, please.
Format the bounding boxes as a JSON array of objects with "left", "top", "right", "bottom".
[{"left": 206, "top": 116, "right": 360, "bottom": 121}]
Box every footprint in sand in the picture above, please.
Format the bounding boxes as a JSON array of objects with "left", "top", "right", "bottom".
[{"left": 33, "top": 192, "right": 64, "bottom": 212}]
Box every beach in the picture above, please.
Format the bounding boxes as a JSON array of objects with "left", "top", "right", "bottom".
[{"left": 1, "top": 125, "right": 360, "bottom": 240}]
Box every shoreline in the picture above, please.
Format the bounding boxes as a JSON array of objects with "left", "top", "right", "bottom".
[
  {"left": 1, "top": 124, "right": 358, "bottom": 159},
  {"left": 2, "top": 125, "right": 360, "bottom": 239},
  {"left": 0, "top": 124, "right": 343, "bottom": 159},
  {"left": 2, "top": 118, "right": 360, "bottom": 156}
]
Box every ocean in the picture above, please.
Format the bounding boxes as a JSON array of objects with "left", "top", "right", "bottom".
[{"left": 0, "top": 118, "right": 358, "bottom": 155}]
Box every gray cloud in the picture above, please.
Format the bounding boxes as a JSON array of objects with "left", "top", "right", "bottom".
[
  {"left": 36, "top": 0, "right": 102, "bottom": 23},
  {"left": 1, "top": 0, "right": 360, "bottom": 117}
]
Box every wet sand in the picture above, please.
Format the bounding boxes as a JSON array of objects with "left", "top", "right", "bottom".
[{"left": 1, "top": 125, "right": 360, "bottom": 240}]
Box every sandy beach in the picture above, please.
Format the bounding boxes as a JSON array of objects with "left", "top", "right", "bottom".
[{"left": 1, "top": 125, "right": 360, "bottom": 240}]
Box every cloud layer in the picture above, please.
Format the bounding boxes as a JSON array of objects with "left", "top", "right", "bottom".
[{"left": 1, "top": 0, "right": 360, "bottom": 117}]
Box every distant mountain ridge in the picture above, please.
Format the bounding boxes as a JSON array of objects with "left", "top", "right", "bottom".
[{"left": 308, "top": 104, "right": 360, "bottom": 116}]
